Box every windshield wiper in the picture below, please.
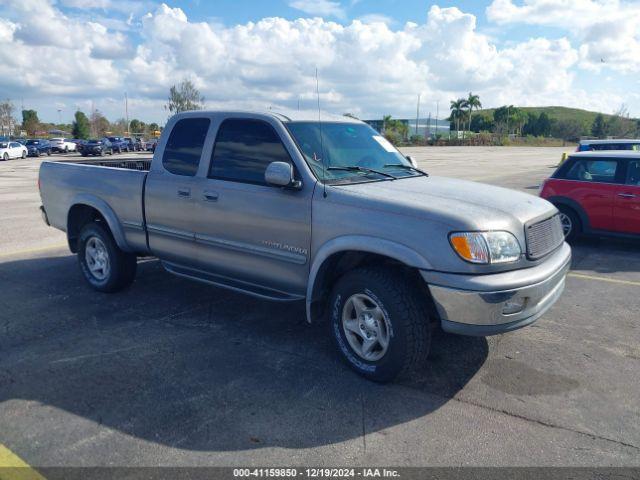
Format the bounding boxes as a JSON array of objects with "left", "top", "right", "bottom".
[
  {"left": 384, "top": 164, "right": 429, "bottom": 177},
  {"left": 328, "top": 166, "right": 397, "bottom": 180}
]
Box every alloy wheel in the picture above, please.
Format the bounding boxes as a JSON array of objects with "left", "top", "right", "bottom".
[
  {"left": 342, "top": 293, "right": 391, "bottom": 362},
  {"left": 85, "top": 236, "right": 110, "bottom": 281}
]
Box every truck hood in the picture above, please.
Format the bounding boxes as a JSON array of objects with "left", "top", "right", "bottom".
[{"left": 331, "top": 175, "right": 556, "bottom": 231}]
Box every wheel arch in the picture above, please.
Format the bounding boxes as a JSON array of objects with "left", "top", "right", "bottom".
[
  {"left": 305, "top": 236, "right": 434, "bottom": 323},
  {"left": 67, "top": 195, "right": 132, "bottom": 253},
  {"left": 547, "top": 196, "right": 589, "bottom": 231}
]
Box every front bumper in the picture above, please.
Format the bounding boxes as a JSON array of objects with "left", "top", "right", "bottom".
[{"left": 422, "top": 242, "right": 571, "bottom": 336}]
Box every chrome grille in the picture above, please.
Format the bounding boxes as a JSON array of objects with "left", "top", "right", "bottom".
[{"left": 526, "top": 214, "right": 564, "bottom": 259}]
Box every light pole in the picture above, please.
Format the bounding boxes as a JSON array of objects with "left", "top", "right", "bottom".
[
  {"left": 125, "top": 92, "right": 129, "bottom": 135},
  {"left": 415, "top": 94, "right": 421, "bottom": 136}
]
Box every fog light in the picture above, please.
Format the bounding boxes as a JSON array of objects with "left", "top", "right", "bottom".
[{"left": 502, "top": 297, "right": 526, "bottom": 315}]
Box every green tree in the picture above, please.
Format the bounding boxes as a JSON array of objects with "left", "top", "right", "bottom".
[
  {"left": 470, "top": 113, "right": 493, "bottom": 132},
  {"left": 465, "top": 92, "right": 482, "bottom": 134},
  {"left": 381, "top": 115, "right": 409, "bottom": 144},
  {"left": 21, "top": 109, "right": 40, "bottom": 136},
  {"left": 449, "top": 98, "right": 468, "bottom": 135},
  {"left": 129, "top": 119, "right": 145, "bottom": 133},
  {"left": 591, "top": 114, "right": 607, "bottom": 138},
  {"left": 71, "top": 111, "right": 90, "bottom": 139},
  {"left": 536, "top": 112, "right": 552, "bottom": 137},
  {"left": 165, "top": 79, "right": 205, "bottom": 115},
  {"left": 552, "top": 119, "right": 583, "bottom": 144},
  {"left": 606, "top": 106, "right": 635, "bottom": 138}
]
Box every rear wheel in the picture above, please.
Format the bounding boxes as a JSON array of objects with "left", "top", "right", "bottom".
[
  {"left": 329, "top": 266, "right": 431, "bottom": 382},
  {"left": 47, "top": 149, "right": 51, "bottom": 156},
  {"left": 557, "top": 205, "right": 581, "bottom": 242},
  {"left": 77, "top": 223, "right": 137, "bottom": 292},
  {"left": 21, "top": 150, "right": 26, "bottom": 158}
]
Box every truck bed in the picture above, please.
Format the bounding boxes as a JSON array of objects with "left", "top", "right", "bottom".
[{"left": 39, "top": 160, "right": 150, "bottom": 254}]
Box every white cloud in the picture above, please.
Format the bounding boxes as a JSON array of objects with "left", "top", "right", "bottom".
[
  {"left": 356, "top": 14, "right": 395, "bottom": 26},
  {"left": 486, "top": 0, "right": 640, "bottom": 72},
  {"left": 289, "top": 0, "right": 346, "bottom": 19},
  {"left": 0, "top": 0, "right": 635, "bottom": 122}
]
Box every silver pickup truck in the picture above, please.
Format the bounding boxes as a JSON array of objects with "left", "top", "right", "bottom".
[{"left": 39, "top": 110, "right": 571, "bottom": 382}]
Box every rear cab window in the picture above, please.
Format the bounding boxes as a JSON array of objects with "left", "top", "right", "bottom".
[
  {"left": 162, "top": 117, "right": 211, "bottom": 176},
  {"left": 208, "top": 118, "right": 292, "bottom": 185}
]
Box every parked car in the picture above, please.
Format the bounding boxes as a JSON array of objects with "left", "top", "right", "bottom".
[
  {"left": 70, "top": 139, "right": 86, "bottom": 153},
  {"left": 124, "top": 137, "right": 136, "bottom": 151},
  {"left": 25, "top": 139, "right": 52, "bottom": 157},
  {"left": 81, "top": 138, "right": 114, "bottom": 156},
  {"left": 146, "top": 138, "right": 158, "bottom": 152},
  {"left": 50, "top": 138, "right": 77, "bottom": 153},
  {"left": 107, "top": 136, "right": 129, "bottom": 153},
  {"left": 576, "top": 139, "right": 640, "bottom": 152},
  {"left": 39, "top": 110, "right": 570, "bottom": 382},
  {"left": 540, "top": 151, "right": 640, "bottom": 240},
  {"left": 135, "top": 138, "right": 147, "bottom": 151},
  {"left": 0, "top": 141, "right": 28, "bottom": 160}
]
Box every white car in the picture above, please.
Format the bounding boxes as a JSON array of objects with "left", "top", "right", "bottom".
[
  {"left": 50, "top": 138, "right": 77, "bottom": 153},
  {"left": 0, "top": 141, "right": 27, "bottom": 161}
]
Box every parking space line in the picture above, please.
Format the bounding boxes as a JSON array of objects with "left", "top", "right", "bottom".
[
  {"left": 0, "top": 244, "right": 68, "bottom": 260},
  {"left": 0, "top": 445, "right": 46, "bottom": 480},
  {"left": 568, "top": 272, "right": 640, "bottom": 287}
]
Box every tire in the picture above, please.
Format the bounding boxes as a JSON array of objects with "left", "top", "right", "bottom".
[
  {"left": 47, "top": 149, "right": 51, "bottom": 156},
  {"left": 82, "top": 153, "right": 88, "bottom": 157},
  {"left": 64, "top": 146, "right": 69, "bottom": 153},
  {"left": 36, "top": 150, "right": 41, "bottom": 157},
  {"left": 77, "top": 222, "right": 137, "bottom": 293},
  {"left": 100, "top": 149, "right": 105, "bottom": 157},
  {"left": 557, "top": 205, "right": 581, "bottom": 242},
  {"left": 21, "top": 150, "right": 26, "bottom": 159},
  {"left": 329, "top": 266, "right": 431, "bottom": 382},
  {"left": 2, "top": 153, "right": 7, "bottom": 161}
]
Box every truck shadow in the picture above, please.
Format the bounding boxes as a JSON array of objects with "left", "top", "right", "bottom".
[{"left": 0, "top": 254, "right": 488, "bottom": 451}]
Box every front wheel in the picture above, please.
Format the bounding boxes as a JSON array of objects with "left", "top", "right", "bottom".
[
  {"left": 557, "top": 206, "right": 581, "bottom": 242},
  {"left": 2, "top": 153, "right": 7, "bottom": 161},
  {"left": 78, "top": 223, "right": 137, "bottom": 292},
  {"left": 329, "top": 267, "right": 431, "bottom": 382},
  {"left": 21, "top": 150, "right": 26, "bottom": 159},
  {"left": 47, "top": 149, "right": 51, "bottom": 156}
]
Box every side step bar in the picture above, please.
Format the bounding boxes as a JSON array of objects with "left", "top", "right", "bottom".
[{"left": 162, "top": 262, "right": 305, "bottom": 302}]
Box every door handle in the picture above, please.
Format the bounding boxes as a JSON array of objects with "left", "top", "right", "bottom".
[
  {"left": 617, "top": 193, "right": 637, "bottom": 199},
  {"left": 203, "top": 190, "right": 219, "bottom": 202},
  {"left": 177, "top": 188, "right": 191, "bottom": 198}
]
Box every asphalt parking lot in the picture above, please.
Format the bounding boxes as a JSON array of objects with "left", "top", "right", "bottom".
[{"left": 0, "top": 147, "right": 639, "bottom": 468}]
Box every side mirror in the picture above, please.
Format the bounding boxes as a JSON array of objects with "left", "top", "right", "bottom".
[
  {"left": 265, "top": 161, "right": 302, "bottom": 190},
  {"left": 406, "top": 155, "right": 417, "bottom": 168}
]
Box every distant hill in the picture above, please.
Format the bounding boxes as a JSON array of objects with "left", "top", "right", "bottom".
[{"left": 476, "top": 106, "right": 615, "bottom": 127}]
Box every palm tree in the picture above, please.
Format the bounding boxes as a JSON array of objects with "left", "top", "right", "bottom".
[
  {"left": 449, "top": 99, "right": 467, "bottom": 137},
  {"left": 466, "top": 92, "right": 482, "bottom": 134}
]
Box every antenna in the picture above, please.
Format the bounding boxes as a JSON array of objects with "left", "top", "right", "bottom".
[{"left": 315, "top": 68, "right": 327, "bottom": 198}]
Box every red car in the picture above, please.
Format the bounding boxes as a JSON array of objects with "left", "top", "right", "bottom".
[{"left": 540, "top": 151, "right": 640, "bottom": 241}]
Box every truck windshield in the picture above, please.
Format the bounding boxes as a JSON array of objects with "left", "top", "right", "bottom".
[{"left": 286, "top": 122, "right": 421, "bottom": 184}]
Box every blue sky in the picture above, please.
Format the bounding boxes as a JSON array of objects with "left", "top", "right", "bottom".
[{"left": 1, "top": 0, "right": 638, "bottom": 124}]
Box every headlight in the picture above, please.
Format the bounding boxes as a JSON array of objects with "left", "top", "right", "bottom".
[{"left": 449, "top": 231, "right": 521, "bottom": 264}]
